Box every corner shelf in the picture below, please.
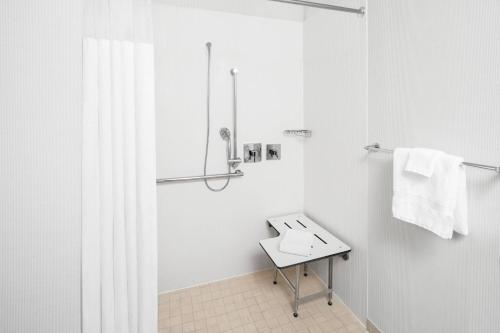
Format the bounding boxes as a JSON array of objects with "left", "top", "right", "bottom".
[{"left": 283, "top": 130, "right": 312, "bottom": 137}]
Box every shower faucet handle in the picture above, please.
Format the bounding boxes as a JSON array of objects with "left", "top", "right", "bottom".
[
  {"left": 244, "top": 144, "right": 262, "bottom": 163},
  {"left": 266, "top": 144, "right": 281, "bottom": 161}
]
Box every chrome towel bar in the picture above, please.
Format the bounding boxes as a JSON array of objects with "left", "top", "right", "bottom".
[
  {"left": 364, "top": 143, "right": 500, "bottom": 173},
  {"left": 157, "top": 170, "right": 244, "bottom": 184}
]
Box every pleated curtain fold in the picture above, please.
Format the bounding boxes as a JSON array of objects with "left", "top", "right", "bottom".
[{"left": 82, "top": 1, "right": 157, "bottom": 333}]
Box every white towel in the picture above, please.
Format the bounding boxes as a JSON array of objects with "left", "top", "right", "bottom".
[
  {"left": 279, "top": 229, "right": 314, "bottom": 256},
  {"left": 392, "top": 148, "right": 468, "bottom": 239},
  {"left": 405, "top": 148, "right": 443, "bottom": 177}
]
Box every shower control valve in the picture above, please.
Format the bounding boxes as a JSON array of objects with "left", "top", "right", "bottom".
[
  {"left": 244, "top": 144, "right": 262, "bottom": 163},
  {"left": 266, "top": 144, "right": 281, "bottom": 160}
]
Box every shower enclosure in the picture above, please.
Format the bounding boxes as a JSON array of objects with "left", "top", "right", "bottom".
[{"left": 155, "top": 1, "right": 306, "bottom": 295}]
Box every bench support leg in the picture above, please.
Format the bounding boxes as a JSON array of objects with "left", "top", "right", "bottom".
[
  {"left": 293, "top": 265, "right": 300, "bottom": 317},
  {"left": 328, "top": 257, "right": 333, "bottom": 305},
  {"left": 303, "top": 263, "right": 308, "bottom": 276},
  {"left": 273, "top": 266, "right": 278, "bottom": 285}
]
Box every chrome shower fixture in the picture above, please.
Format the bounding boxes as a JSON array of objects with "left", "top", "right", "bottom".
[
  {"left": 229, "top": 67, "right": 242, "bottom": 169},
  {"left": 202, "top": 42, "right": 243, "bottom": 192},
  {"left": 203, "top": 41, "right": 231, "bottom": 192},
  {"left": 219, "top": 127, "right": 231, "bottom": 141},
  {"left": 220, "top": 127, "right": 232, "bottom": 161}
]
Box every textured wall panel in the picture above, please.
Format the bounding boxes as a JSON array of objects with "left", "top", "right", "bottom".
[
  {"left": 0, "top": 1, "right": 82, "bottom": 332},
  {"left": 367, "top": 1, "right": 500, "bottom": 332},
  {"left": 303, "top": 4, "right": 367, "bottom": 322}
]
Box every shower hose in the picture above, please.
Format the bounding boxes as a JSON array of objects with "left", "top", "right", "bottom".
[{"left": 203, "top": 42, "right": 230, "bottom": 192}]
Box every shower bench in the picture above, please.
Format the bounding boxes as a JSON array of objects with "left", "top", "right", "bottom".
[{"left": 259, "top": 213, "right": 351, "bottom": 318}]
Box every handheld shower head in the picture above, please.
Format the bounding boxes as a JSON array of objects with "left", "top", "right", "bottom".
[
  {"left": 220, "top": 128, "right": 232, "bottom": 162},
  {"left": 230, "top": 68, "right": 238, "bottom": 75},
  {"left": 219, "top": 127, "right": 231, "bottom": 141},
  {"left": 206, "top": 42, "right": 212, "bottom": 49}
]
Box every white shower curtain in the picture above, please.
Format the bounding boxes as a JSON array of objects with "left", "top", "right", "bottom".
[{"left": 82, "top": 1, "right": 157, "bottom": 333}]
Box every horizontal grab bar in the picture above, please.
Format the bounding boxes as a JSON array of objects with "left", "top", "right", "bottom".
[{"left": 156, "top": 170, "right": 244, "bottom": 184}]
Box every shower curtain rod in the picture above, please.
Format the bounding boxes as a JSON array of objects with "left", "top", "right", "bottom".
[
  {"left": 156, "top": 170, "right": 244, "bottom": 184},
  {"left": 268, "top": 0, "right": 365, "bottom": 15},
  {"left": 364, "top": 143, "right": 500, "bottom": 173}
]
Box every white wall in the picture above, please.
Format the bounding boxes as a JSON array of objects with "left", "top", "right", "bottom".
[
  {"left": 303, "top": 4, "right": 367, "bottom": 322},
  {"left": 367, "top": 1, "right": 500, "bottom": 332},
  {"left": 154, "top": 4, "right": 304, "bottom": 292},
  {"left": 0, "top": 1, "right": 82, "bottom": 332}
]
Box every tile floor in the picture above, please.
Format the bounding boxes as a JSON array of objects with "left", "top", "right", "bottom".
[{"left": 158, "top": 268, "right": 367, "bottom": 333}]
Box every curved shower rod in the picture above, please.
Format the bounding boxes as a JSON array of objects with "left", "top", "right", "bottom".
[{"left": 268, "top": 0, "right": 365, "bottom": 16}]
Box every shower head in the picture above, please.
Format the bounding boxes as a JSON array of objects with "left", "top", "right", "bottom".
[
  {"left": 220, "top": 127, "right": 231, "bottom": 141},
  {"left": 230, "top": 68, "right": 238, "bottom": 75},
  {"left": 206, "top": 42, "right": 212, "bottom": 49}
]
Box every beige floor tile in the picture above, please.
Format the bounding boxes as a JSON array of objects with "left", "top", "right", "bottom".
[
  {"left": 159, "top": 269, "right": 367, "bottom": 333},
  {"left": 182, "top": 321, "right": 195, "bottom": 333}
]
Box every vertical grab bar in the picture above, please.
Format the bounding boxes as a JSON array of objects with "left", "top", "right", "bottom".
[{"left": 231, "top": 68, "right": 238, "bottom": 162}]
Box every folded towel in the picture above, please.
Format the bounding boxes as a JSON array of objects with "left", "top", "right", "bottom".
[
  {"left": 405, "top": 148, "right": 443, "bottom": 177},
  {"left": 279, "top": 229, "right": 314, "bottom": 256},
  {"left": 392, "top": 148, "right": 468, "bottom": 239}
]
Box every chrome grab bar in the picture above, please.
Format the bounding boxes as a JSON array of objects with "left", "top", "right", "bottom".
[{"left": 157, "top": 170, "right": 244, "bottom": 184}]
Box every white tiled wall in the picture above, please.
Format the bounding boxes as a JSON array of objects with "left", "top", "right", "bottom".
[{"left": 154, "top": 4, "right": 304, "bottom": 293}]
